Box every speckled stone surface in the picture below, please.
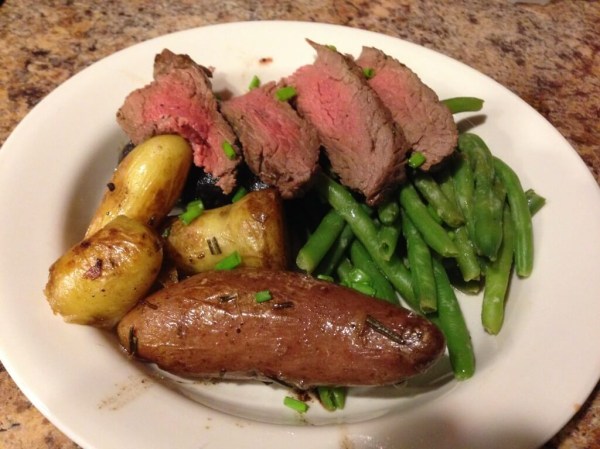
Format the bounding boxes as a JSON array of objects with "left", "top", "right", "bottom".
[{"left": 0, "top": 1, "right": 598, "bottom": 448}]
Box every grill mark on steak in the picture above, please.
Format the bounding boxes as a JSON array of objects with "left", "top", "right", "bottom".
[
  {"left": 356, "top": 47, "right": 458, "bottom": 170},
  {"left": 287, "top": 40, "right": 410, "bottom": 206},
  {"left": 116, "top": 49, "right": 241, "bottom": 194},
  {"left": 221, "top": 81, "right": 320, "bottom": 198}
]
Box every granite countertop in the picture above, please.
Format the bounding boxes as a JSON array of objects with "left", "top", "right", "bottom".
[{"left": 0, "top": 0, "right": 598, "bottom": 448}]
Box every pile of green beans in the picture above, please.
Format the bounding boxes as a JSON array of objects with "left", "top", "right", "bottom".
[{"left": 295, "top": 127, "right": 544, "bottom": 400}]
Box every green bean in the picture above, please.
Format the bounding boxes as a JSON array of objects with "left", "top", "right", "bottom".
[
  {"left": 441, "top": 97, "right": 484, "bottom": 114},
  {"left": 377, "top": 224, "right": 400, "bottom": 262},
  {"left": 315, "top": 173, "right": 415, "bottom": 303},
  {"left": 377, "top": 199, "right": 401, "bottom": 225},
  {"left": 339, "top": 264, "right": 378, "bottom": 297},
  {"left": 336, "top": 258, "right": 354, "bottom": 285},
  {"left": 350, "top": 240, "right": 398, "bottom": 304},
  {"left": 398, "top": 182, "right": 459, "bottom": 257},
  {"left": 432, "top": 258, "right": 475, "bottom": 380},
  {"left": 458, "top": 133, "right": 503, "bottom": 260},
  {"left": 426, "top": 203, "right": 443, "bottom": 225},
  {"left": 413, "top": 173, "right": 464, "bottom": 228},
  {"left": 493, "top": 157, "right": 533, "bottom": 277},
  {"left": 317, "top": 386, "right": 347, "bottom": 411},
  {"left": 482, "top": 205, "right": 515, "bottom": 335},
  {"left": 452, "top": 152, "right": 475, "bottom": 238},
  {"left": 525, "top": 189, "right": 546, "bottom": 216},
  {"left": 437, "top": 167, "right": 459, "bottom": 206},
  {"left": 315, "top": 223, "right": 355, "bottom": 276},
  {"left": 296, "top": 209, "right": 346, "bottom": 273},
  {"left": 402, "top": 210, "right": 437, "bottom": 313},
  {"left": 451, "top": 226, "right": 481, "bottom": 282}
]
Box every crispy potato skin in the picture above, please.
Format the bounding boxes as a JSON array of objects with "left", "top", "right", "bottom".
[
  {"left": 45, "top": 216, "right": 163, "bottom": 328},
  {"left": 164, "top": 189, "right": 287, "bottom": 273},
  {"left": 86, "top": 135, "right": 192, "bottom": 237},
  {"left": 117, "top": 269, "right": 445, "bottom": 388}
]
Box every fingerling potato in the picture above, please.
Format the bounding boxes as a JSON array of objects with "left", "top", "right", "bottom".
[
  {"left": 86, "top": 134, "right": 192, "bottom": 237},
  {"left": 164, "top": 189, "right": 287, "bottom": 273},
  {"left": 45, "top": 215, "right": 163, "bottom": 328}
]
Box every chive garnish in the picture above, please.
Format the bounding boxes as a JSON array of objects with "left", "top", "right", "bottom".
[
  {"left": 363, "top": 67, "right": 375, "bottom": 79},
  {"left": 179, "top": 199, "right": 205, "bottom": 225},
  {"left": 214, "top": 251, "right": 242, "bottom": 270},
  {"left": 283, "top": 396, "right": 309, "bottom": 413},
  {"left": 248, "top": 75, "right": 261, "bottom": 90},
  {"left": 222, "top": 141, "right": 237, "bottom": 160},
  {"left": 275, "top": 86, "right": 297, "bottom": 102},
  {"left": 255, "top": 290, "right": 272, "bottom": 303},
  {"left": 408, "top": 151, "right": 426, "bottom": 168},
  {"left": 231, "top": 186, "right": 248, "bottom": 203}
]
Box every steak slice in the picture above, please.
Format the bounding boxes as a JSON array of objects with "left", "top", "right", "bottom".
[
  {"left": 287, "top": 40, "right": 409, "bottom": 206},
  {"left": 220, "top": 81, "right": 320, "bottom": 198},
  {"left": 116, "top": 49, "right": 241, "bottom": 194},
  {"left": 355, "top": 47, "right": 457, "bottom": 170}
]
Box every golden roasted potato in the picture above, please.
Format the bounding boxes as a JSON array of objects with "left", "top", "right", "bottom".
[
  {"left": 86, "top": 134, "right": 192, "bottom": 237},
  {"left": 164, "top": 189, "right": 287, "bottom": 273},
  {"left": 45, "top": 215, "right": 163, "bottom": 328}
]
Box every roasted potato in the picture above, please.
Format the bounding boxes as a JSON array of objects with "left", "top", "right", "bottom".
[
  {"left": 117, "top": 269, "right": 446, "bottom": 387},
  {"left": 45, "top": 215, "right": 163, "bottom": 328},
  {"left": 164, "top": 189, "right": 287, "bottom": 273},
  {"left": 86, "top": 134, "right": 192, "bottom": 237}
]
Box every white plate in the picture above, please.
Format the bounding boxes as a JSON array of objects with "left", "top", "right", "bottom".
[{"left": 1, "top": 21, "right": 599, "bottom": 449}]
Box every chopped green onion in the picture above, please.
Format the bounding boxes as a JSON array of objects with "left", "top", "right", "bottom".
[
  {"left": 275, "top": 86, "right": 297, "bottom": 102},
  {"left": 231, "top": 186, "right": 248, "bottom": 203},
  {"left": 326, "top": 44, "right": 337, "bottom": 51},
  {"left": 179, "top": 199, "right": 205, "bottom": 225},
  {"left": 248, "top": 75, "right": 261, "bottom": 91},
  {"left": 283, "top": 396, "right": 309, "bottom": 413},
  {"left": 222, "top": 141, "right": 237, "bottom": 160},
  {"left": 408, "top": 151, "right": 426, "bottom": 168},
  {"left": 316, "top": 274, "right": 334, "bottom": 282},
  {"left": 363, "top": 67, "right": 375, "bottom": 79},
  {"left": 214, "top": 251, "right": 242, "bottom": 270},
  {"left": 254, "top": 290, "right": 272, "bottom": 303}
]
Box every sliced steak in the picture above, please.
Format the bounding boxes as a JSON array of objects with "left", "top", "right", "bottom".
[
  {"left": 355, "top": 47, "right": 457, "bottom": 170},
  {"left": 221, "top": 81, "right": 320, "bottom": 198},
  {"left": 116, "top": 49, "right": 241, "bottom": 194},
  {"left": 287, "top": 40, "right": 409, "bottom": 206}
]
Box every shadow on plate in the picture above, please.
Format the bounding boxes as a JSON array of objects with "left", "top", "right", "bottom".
[{"left": 62, "top": 130, "right": 128, "bottom": 248}]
